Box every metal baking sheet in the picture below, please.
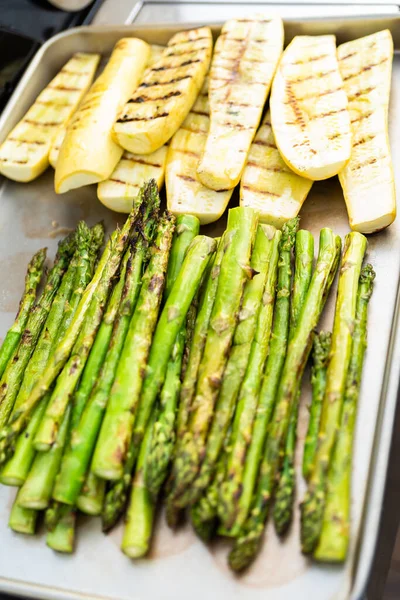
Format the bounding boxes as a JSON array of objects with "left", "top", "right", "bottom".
[{"left": 0, "top": 16, "right": 400, "bottom": 600}]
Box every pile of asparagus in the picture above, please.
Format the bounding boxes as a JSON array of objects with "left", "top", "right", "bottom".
[{"left": 0, "top": 179, "right": 374, "bottom": 570}]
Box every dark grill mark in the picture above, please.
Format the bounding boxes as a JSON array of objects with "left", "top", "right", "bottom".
[
  {"left": 175, "top": 149, "right": 201, "bottom": 158},
  {"left": 351, "top": 156, "right": 381, "bottom": 171},
  {"left": 291, "top": 53, "right": 330, "bottom": 65},
  {"left": 351, "top": 111, "right": 373, "bottom": 124},
  {"left": 0, "top": 158, "right": 28, "bottom": 164},
  {"left": 328, "top": 132, "right": 342, "bottom": 141},
  {"left": 8, "top": 138, "right": 46, "bottom": 146},
  {"left": 109, "top": 178, "right": 139, "bottom": 187},
  {"left": 353, "top": 134, "right": 376, "bottom": 147},
  {"left": 339, "top": 51, "right": 357, "bottom": 62},
  {"left": 177, "top": 174, "right": 196, "bottom": 182},
  {"left": 348, "top": 86, "right": 376, "bottom": 101},
  {"left": 24, "top": 119, "right": 62, "bottom": 127},
  {"left": 117, "top": 112, "right": 169, "bottom": 123},
  {"left": 139, "top": 75, "right": 191, "bottom": 88},
  {"left": 190, "top": 109, "right": 209, "bottom": 117},
  {"left": 124, "top": 157, "right": 162, "bottom": 167},
  {"left": 128, "top": 90, "right": 182, "bottom": 104},
  {"left": 313, "top": 108, "right": 347, "bottom": 120},
  {"left": 151, "top": 59, "right": 201, "bottom": 72},
  {"left": 343, "top": 58, "right": 388, "bottom": 81},
  {"left": 48, "top": 85, "right": 81, "bottom": 92},
  {"left": 289, "top": 87, "right": 342, "bottom": 103},
  {"left": 242, "top": 184, "right": 279, "bottom": 197},
  {"left": 253, "top": 140, "right": 276, "bottom": 148},
  {"left": 168, "top": 36, "right": 210, "bottom": 47},
  {"left": 220, "top": 121, "right": 253, "bottom": 130},
  {"left": 291, "top": 69, "right": 336, "bottom": 84},
  {"left": 165, "top": 46, "right": 209, "bottom": 57}
]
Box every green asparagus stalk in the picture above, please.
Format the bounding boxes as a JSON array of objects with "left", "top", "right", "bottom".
[
  {"left": 218, "top": 219, "right": 299, "bottom": 530},
  {"left": 102, "top": 234, "right": 216, "bottom": 531},
  {"left": 176, "top": 235, "right": 225, "bottom": 440},
  {"left": 300, "top": 232, "right": 367, "bottom": 555},
  {"left": 229, "top": 228, "right": 339, "bottom": 571},
  {"left": 177, "top": 224, "right": 279, "bottom": 509},
  {"left": 144, "top": 215, "right": 200, "bottom": 495},
  {"left": 92, "top": 214, "right": 175, "bottom": 481},
  {"left": 0, "top": 234, "right": 75, "bottom": 429},
  {"left": 0, "top": 223, "right": 97, "bottom": 483},
  {"left": 0, "top": 248, "right": 47, "bottom": 379},
  {"left": 9, "top": 490, "right": 38, "bottom": 534},
  {"left": 165, "top": 215, "right": 200, "bottom": 298},
  {"left": 17, "top": 405, "right": 71, "bottom": 509},
  {"left": 302, "top": 332, "right": 332, "bottom": 480},
  {"left": 54, "top": 220, "right": 157, "bottom": 505},
  {"left": 168, "top": 207, "right": 258, "bottom": 503},
  {"left": 77, "top": 470, "right": 105, "bottom": 515},
  {"left": 190, "top": 447, "right": 228, "bottom": 542},
  {"left": 273, "top": 229, "right": 314, "bottom": 535},
  {"left": 46, "top": 505, "right": 77, "bottom": 553},
  {"left": 314, "top": 264, "right": 375, "bottom": 563},
  {"left": 70, "top": 250, "right": 131, "bottom": 431},
  {"left": 121, "top": 410, "right": 157, "bottom": 558},
  {"left": 0, "top": 200, "right": 142, "bottom": 459}
]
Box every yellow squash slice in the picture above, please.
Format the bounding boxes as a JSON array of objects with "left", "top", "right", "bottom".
[
  {"left": 96, "top": 44, "right": 168, "bottom": 212},
  {"left": 0, "top": 53, "right": 100, "bottom": 182},
  {"left": 338, "top": 30, "right": 395, "bottom": 233},
  {"left": 240, "top": 111, "right": 313, "bottom": 228},
  {"left": 197, "top": 16, "right": 284, "bottom": 191},
  {"left": 113, "top": 27, "right": 213, "bottom": 155},
  {"left": 270, "top": 35, "right": 352, "bottom": 181},
  {"left": 166, "top": 77, "right": 233, "bottom": 224},
  {"left": 49, "top": 44, "right": 164, "bottom": 171},
  {"left": 97, "top": 146, "right": 168, "bottom": 212},
  {"left": 55, "top": 38, "right": 150, "bottom": 194}
]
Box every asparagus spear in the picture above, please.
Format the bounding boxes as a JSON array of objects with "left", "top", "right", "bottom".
[
  {"left": 165, "top": 215, "right": 200, "bottom": 298},
  {"left": 77, "top": 470, "right": 105, "bottom": 515},
  {"left": 229, "top": 228, "right": 339, "bottom": 570},
  {"left": 17, "top": 405, "right": 71, "bottom": 509},
  {"left": 273, "top": 229, "right": 314, "bottom": 535},
  {"left": 145, "top": 215, "right": 200, "bottom": 495},
  {"left": 0, "top": 223, "right": 98, "bottom": 483},
  {"left": 314, "top": 265, "right": 375, "bottom": 563},
  {"left": 300, "top": 232, "right": 367, "bottom": 555},
  {"left": 168, "top": 207, "right": 258, "bottom": 503},
  {"left": 92, "top": 214, "right": 175, "bottom": 481},
  {"left": 178, "top": 224, "right": 279, "bottom": 509},
  {"left": 46, "top": 505, "right": 77, "bottom": 553},
  {"left": 0, "top": 234, "right": 75, "bottom": 429},
  {"left": 54, "top": 215, "right": 157, "bottom": 505},
  {"left": 0, "top": 248, "right": 47, "bottom": 379},
  {"left": 102, "top": 234, "right": 216, "bottom": 531},
  {"left": 18, "top": 253, "right": 129, "bottom": 517},
  {"left": 9, "top": 493, "right": 37, "bottom": 534},
  {"left": 121, "top": 410, "right": 157, "bottom": 558},
  {"left": 219, "top": 219, "right": 297, "bottom": 528},
  {"left": 176, "top": 235, "right": 225, "bottom": 440},
  {"left": 0, "top": 200, "right": 142, "bottom": 460},
  {"left": 302, "top": 332, "right": 332, "bottom": 480}
]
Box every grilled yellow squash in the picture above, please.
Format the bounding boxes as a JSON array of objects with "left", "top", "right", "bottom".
[
  {"left": 0, "top": 53, "right": 100, "bottom": 182},
  {"left": 55, "top": 38, "right": 150, "bottom": 194},
  {"left": 270, "top": 35, "right": 352, "bottom": 181},
  {"left": 337, "top": 30, "right": 395, "bottom": 233},
  {"left": 49, "top": 44, "right": 164, "bottom": 171},
  {"left": 97, "top": 146, "right": 168, "bottom": 212},
  {"left": 166, "top": 77, "right": 233, "bottom": 224},
  {"left": 240, "top": 111, "right": 313, "bottom": 228},
  {"left": 113, "top": 27, "right": 213, "bottom": 155},
  {"left": 197, "top": 16, "right": 284, "bottom": 191}
]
